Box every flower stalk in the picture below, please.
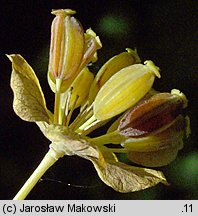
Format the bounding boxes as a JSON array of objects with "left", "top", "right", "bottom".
[
  {"left": 54, "top": 78, "right": 62, "bottom": 124},
  {"left": 88, "top": 130, "right": 124, "bottom": 145},
  {"left": 13, "top": 148, "right": 64, "bottom": 200}
]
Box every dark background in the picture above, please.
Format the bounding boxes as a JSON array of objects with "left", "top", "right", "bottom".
[{"left": 0, "top": 0, "right": 197, "bottom": 199}]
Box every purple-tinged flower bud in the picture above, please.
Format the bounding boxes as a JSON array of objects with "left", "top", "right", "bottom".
[{"left": 118, "top": 91, "right": 187, "bottom": 138}]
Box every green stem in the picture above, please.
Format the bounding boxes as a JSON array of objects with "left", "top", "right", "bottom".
[
  {"left": 66, "top": 95, "right": 79, "bottom": 127},
  {"left": 105, "top": 148, "right": 127, "bottom": 153},
  {"left": 77, "top": 115, "right": 97, "bottom": 132},
  {"left": 69, "top": 104, "right": 93, "bottom": 130},
  {"left": 54, "top": 78, "right": 62, "bottom": 124},
  {"left": 88, "top": 130, "right": 124, "bottom": 145},
  {"left": 13, "top": 149, "right": 63, "bottom": 200}
]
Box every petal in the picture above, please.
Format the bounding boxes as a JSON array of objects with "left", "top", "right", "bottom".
[
  {"left": 8, "top": 54, "right": 50, "bottom": 123},
  {"left": 45, "top": 124, "right": 99, "bottom": 158},
  {"left": 91, "top": 153, "right": 168, "bottom": 193}
]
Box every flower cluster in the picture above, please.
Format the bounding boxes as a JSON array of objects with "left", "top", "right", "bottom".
[{"left": 7, "top": 9, "right": 189, "bottom": 200}]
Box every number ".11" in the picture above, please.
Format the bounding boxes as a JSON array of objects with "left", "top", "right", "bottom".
[{"left": 183, "top": 204, "right": 192, "bottom": 212}]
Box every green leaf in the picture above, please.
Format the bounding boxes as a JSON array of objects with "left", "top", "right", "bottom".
[
  {"left": 91, "top": 154, "right": 168, "bottom": 193},
  {"left": 8, "top": 54, "right": 50, "bottom": 122}
]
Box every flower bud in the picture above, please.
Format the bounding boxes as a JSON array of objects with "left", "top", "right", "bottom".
[
  {"left": 79, "top": 28, "right": 102, "bottom": 71},
  {"left": 88, "top": 48, "right": 140, "bottom": 104},
  {"left": 118, "top": 91, "right": 187, "bottom": 137},
  {"left": 126, "top": 117, "right": 185, "bottom": 166},
  {"left": 93, "top": 60, "right": 160, "bottom": 121},
  {"left": 122, "top": 115, "right": 186, "bottom": 152},
  {"left": 68, "top": 67, "right": 94, "bottom": 109},
  {"left": 48, "top": 9, "right": 84, "bottom": 91}
]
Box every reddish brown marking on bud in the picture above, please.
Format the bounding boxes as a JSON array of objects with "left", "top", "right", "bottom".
[
  {"left": 118, "top": 93, "right": 184, "bottom": 137},
  {"left": 48, "top": 10, "right": 84, "bottom": 82}
]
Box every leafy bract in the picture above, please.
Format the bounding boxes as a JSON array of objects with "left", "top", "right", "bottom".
[
  {"left": 8, "top": 54, "right": 50, "bottom": 123},
  {"left": 91, "top": 153, "right": 168, "bottom": 193},
  {"left": 42, "top": 124, "right": 99, "bottom": 158},
  {"left": 36, "top": 123, "right": 167, "bottom": 192}
]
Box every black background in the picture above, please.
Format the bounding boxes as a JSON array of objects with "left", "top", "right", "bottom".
[{"left": 0, "top": 0, "right": 198, "bottom": 199}]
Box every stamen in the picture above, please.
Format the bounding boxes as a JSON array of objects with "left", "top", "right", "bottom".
[
  {"left": 69, "top": 104, "right": 93, "bottom": 130},
  {"left": 80, "top": 119, "right": 101, "bottom": 135},
  {"left": 65, "top": 94, "right": 79, "bottom": 126},
  {"left": 61, "top": 88, "right": 73, "bottom": 126},
  {"left": 77, "top": 115, "right": 97, "bottom": 132},
  {"left": 54, "top": 78, "right": 62, "bottom": 124},
  {"left": 105, "top": 148, "right": 127, "bottom": 153}
]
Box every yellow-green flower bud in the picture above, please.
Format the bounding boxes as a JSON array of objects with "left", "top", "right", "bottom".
[
  {"left": 79, "top": 28, "right": 102, "bottom": 71},
  {"left": 48, "top": 9, "right": 84, "bottom": 91},
  {"left": 93, "top": 60, "right": 160, "bottom": 121},
  {"left": 88, "top": 49, "right": 140, "bottom": 103},
  {"left": 68, "top": 67, "right": 94, "bottom": 109}
]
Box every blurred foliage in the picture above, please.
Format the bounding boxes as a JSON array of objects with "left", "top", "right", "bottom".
[
  {"left": 98, "top": 15, "right": 130, "bottom": 37},
  {"left": 169, "top": 152, "right": 198, "bottom": 191}
]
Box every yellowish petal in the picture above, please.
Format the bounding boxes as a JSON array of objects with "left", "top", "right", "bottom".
[
  {"left": 91, "top": 155, "right": 168, "bottom": 193},
  {"left": 7, "top": 54, "right": 50, "bottom": 122}
]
